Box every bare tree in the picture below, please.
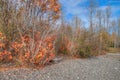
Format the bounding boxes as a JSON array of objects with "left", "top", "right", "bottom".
[
  {"left": 117, "top": 18, "right": 120, "bottom": 48},
  {"left": 96, "top": 9, "right": 103, "bottom": 53},
  {"left": 105, "top": 6, "right": 111, "bottom": 32},
  {"left": 87, "top": 0, "right": 97, "bottom": 33},
  {"left": 111, "top": 19, "right": 117, "bottom": 48}
]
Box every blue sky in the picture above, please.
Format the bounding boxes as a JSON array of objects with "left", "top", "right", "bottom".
[{"left": 59, "top": 0, "right": 120, "bottom": 24}]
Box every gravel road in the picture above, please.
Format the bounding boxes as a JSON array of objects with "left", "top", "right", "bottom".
[{"left": 0, "top": 53, "right": 120, "bottom": 80}]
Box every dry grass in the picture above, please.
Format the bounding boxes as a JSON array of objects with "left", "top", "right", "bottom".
[{"left": 107, "top": 47, "right": 120, "bottom": 53}]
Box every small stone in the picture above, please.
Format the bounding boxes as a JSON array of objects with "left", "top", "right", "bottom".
[
  {"left": 114, "top": 67, "right": 118, "bottom": 70},
  {"left": 47, "top": 76, "right": 50, "bottom": 78},
  {"left": 77, "top": 77, "right": 80, "bottom": 79}
]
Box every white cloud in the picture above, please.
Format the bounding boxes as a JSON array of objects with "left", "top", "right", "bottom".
[{"left": 59, "top": 0, "right": 88, "bottom": 19}]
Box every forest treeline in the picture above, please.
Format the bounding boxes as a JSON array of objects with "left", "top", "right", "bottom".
[{"left": 0, "top": 0, "right": 120, "bottom": 67}]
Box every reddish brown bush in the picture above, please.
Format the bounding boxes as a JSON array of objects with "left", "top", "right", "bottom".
[{"left": 0, "top": 31, "right": 56, "bottom": 66}]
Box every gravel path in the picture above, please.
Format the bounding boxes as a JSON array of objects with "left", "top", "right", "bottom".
[{"left": 0, "top": 53, "right": 120, "bottom": 80}]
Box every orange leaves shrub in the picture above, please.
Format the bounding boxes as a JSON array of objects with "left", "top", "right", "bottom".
[
  {"left": 11, "top": 42, "right": 23, "bottom": 53},
  {"left": 0, "top": 32, "right": 13, "bottom": 62},
  {"left": 0, "top": 51, "right": 12, "bottom": 62},
  {"left": 55, "top": 34, "right": 72, "bottom": 55},
  {"left": 0, "top": 0, "right": 60, "bottom": 66},
  {"left": 29, "top": 35, "right": 56, "bottom": 65},
  {"left": 33, "top": 0, "right": 60, "bottom": 19},
  {"left": 60, "top": 37, "right": 71, "bottom": 54},
  {"left": 0, "top": 31, "right": 56, "bottom": 66},
  {"left": 33, "top": 0, "right": 60, "bottom": 13}
]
